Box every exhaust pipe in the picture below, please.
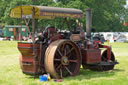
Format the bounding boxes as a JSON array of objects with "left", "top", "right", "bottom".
[{"left": 86, "top": 8, "right": 92, "bottom": 39}]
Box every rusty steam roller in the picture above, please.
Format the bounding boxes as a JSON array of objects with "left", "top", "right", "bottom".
[{"left": 9, "top": 5, "right": 118, "bottom": 79}]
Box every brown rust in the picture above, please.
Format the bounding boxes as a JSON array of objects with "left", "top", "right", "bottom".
[
  {"left": 45, "top": 40, "right": 81, "bottom": 78},
  {"left": 18, "top": 42, "right": 40, "bottom": 74}
]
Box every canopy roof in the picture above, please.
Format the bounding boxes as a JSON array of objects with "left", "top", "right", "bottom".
[{"left": 10, "top": 5, "right": 83, "bottom": 19}]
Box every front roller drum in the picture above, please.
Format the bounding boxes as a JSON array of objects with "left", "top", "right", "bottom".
[
  {"left": 45, "top": 40, "right": 81, "bottom": 79},
  {"left": 88, "top": 50, "right": 117, "bottom": 71}
]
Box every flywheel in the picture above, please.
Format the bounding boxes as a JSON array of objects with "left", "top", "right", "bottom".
[{"left": 44, "top": 39, "right": 81, "bottom": 78}]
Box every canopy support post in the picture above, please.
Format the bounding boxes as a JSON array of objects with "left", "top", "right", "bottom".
[
  {"left": 32, "top": 7, "right": 37, "bottom": 79},
  {"left": 32, "top": 7, "right": 35, "bottom": 42},
  {"left": 20, "top": 7, "right": 23, "bottom": 41}
]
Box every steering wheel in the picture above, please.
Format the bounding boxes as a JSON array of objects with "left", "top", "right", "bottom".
[
  {"left": 42, "top": 25, "right": 56, "bottom": 38},
  {"left": 42, "top": 25, "right": 50, "bottom": 37}
]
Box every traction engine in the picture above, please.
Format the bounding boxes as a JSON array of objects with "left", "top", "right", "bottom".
[{"left": 17, "top": 8, "right": 118, "bottom": 79}]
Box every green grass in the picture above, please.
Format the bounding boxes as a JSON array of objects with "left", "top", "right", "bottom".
[{"left": 0, "top": 41, "right": 128, "bottom": 85}]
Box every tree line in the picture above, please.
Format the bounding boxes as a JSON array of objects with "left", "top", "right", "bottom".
[{"left": 0, "top": 0, "right": 127, "bottom": 32}]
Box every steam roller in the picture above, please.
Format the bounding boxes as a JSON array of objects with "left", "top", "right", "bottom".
[{"left": 9, "top": 5, "right": 118, "bottom": 79}]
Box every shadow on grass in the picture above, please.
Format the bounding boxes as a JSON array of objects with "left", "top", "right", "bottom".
[
  {"left": 63, "top": 68, "right": 124, "bottom": 81},
  {"left": 23, "top": 68, "right": 124, "bottom": 81},
  {"left": 24, "top": 74, "right": 44, "bottom": 79}
]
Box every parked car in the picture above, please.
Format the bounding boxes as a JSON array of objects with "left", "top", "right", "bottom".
[{"left": 116, "top": 33, "right": 128, "bottom": 42}]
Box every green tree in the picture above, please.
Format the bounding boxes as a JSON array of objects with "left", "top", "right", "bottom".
[
  {"left": 56, "top": 0, "right": 126, "bottom": 32},
  {"left": 0, "top": 0, "right": 127, "bottom": 32}
]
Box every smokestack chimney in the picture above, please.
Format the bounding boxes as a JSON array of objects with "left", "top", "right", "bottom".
[{"left": 86, "top": 8, "right": 92, "bottom": 39}]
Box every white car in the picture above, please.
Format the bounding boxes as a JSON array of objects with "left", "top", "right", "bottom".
[
  {"left": 0, "top": 37, "right": 3, "bottom": 40},
  {"left": 116, "top": 34, "right": 128, "bottom": 42}
]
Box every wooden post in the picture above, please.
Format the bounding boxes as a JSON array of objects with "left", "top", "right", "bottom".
[
  {"left": 32, "top": 7, "right": 35, "bottom": 42},
  {"left": 20, "top": 7, "right": 23, "bottom": 41},
  {"left": 32, "top": 7, "right": 37, "bottom": 78}
]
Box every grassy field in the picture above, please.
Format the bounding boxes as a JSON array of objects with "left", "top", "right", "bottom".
[{"left": 0, "top": 41, "right": 128, "bottom": 85}]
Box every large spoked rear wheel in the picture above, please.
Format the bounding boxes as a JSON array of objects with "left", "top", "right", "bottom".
[{"left": 45, "top": 40, "right": 81, "bottom": 79}]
